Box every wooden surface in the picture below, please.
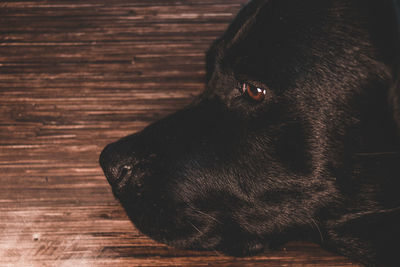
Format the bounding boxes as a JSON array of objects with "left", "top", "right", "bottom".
[{"left": 0, "top": 1, "right": 360, "bottom": 266}]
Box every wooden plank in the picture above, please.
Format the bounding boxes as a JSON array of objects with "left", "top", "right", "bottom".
[{"left": 0, "top": 1, "right": 360, "bottom": 266}]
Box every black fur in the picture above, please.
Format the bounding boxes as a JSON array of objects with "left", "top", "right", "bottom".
[{"left": 99, "top": 0, "right": 400, "bottom": 266}]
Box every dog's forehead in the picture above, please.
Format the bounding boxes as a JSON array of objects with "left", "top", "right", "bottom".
[
  {"left": 218, "top": 1, "right": 331, "bottom": 54},
  {"left": 210, "top": 0, "right": 338, "bottom": 87},
  {"left": 210, "top": 0, "right": 388, "bottom": 89}
]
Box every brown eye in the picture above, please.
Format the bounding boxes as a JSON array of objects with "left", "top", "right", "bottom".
[{"left": 241, "top": 82, "right": 267, "bottom": 102}]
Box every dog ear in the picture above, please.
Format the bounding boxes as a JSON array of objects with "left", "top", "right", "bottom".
[{"left": 204, "top": 0, "right": 269, "bottom": 84}]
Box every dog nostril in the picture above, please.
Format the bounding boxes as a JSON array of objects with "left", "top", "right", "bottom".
[
  {"left": 115, "top": 164, "right": 133, "bottom": 184},
  {"left": 99, "top": 143, "right": 150, "bottom": 188}
]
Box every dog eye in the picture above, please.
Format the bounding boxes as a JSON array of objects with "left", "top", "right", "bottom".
[{"left": 241, "top": 82, "right": 267, "bottom": 102}]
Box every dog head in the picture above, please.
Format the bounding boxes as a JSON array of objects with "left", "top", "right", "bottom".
[{"left": 100, "top": 0, "right": 400, "bottom": 260}]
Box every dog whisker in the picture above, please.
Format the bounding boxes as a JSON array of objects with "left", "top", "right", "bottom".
[
  {"left": 189, "top": 221, "right": 204, "bottom": 236},
  {"left": 188, "top": 221, "right": 222, "bottom": 256},
  {"left": 355, "top": 151, "right": 400, "bottom": 156},
  {"left": 192, "top": 209, "right": 221, "bottom": 224},
  {"left": 310, "top": 218, "right": 324, "bottom": 244}
]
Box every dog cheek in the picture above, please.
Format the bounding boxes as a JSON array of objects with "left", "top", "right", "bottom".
[{"left": 273, "top": 122, "right": 313, "bottom": 175}]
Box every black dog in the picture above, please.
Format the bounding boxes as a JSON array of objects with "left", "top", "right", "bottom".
[{"left": 100, "top": 0, "right": 400, "bottom": 266}]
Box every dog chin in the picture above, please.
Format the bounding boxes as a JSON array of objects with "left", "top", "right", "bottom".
[
  {"left": 113, "top": 179, "right": 268, "bottom": 256},
  {"left": 119, "top": 198, "right": 217, "bottom": 249},
  {"left": 125, "top": 206, "right": 269, "bottom": 257}
]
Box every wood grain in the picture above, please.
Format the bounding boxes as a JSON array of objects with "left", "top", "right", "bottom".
[{"left": 0, "top": 1, "right": 360, "bottom": 266}]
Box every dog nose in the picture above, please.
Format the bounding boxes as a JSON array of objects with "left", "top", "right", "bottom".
[{"left": 99, "top": 143, "right": 133, "bottom": 185}]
